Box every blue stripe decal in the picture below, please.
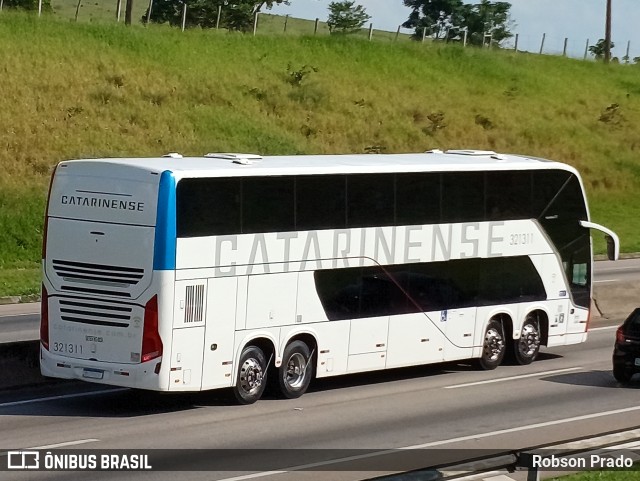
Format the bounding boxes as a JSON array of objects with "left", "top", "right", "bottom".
[{"left": 153, "top": 171, "right": 177, "bottom": 270}]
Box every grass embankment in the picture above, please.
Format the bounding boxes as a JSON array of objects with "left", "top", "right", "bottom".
[
  {"left": 1, "top": 12, "right": 640, "bottom": 297},
  {"left": 549, "top": 467, "right": 640, "bottom": 480}
]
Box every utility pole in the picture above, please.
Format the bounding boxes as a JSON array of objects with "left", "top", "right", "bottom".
[{"left": 604, "top": 0, "right": 612, "bottom": 63}]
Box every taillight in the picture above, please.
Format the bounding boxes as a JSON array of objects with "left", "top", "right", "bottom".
[
  {"left": 141, "top": 295, "right": 163, "bottom": 363},
  {"left": 40, "top": 285, "right": 49, "bottom": 350},
  {"left": 616, "top": 326, "right": 626, "bottom": 344}
]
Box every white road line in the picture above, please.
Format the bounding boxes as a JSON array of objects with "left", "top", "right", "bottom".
[
  {"left": 0, "top": 388, "right": 128, "bottom": 408},
  {"left": 0, "top": 439, "right": 100, "bottom": 457},
  {"left": 216, "top": 405, "right": 640, "bottom": 481},
  {"left": 589, "top": 326, "right": 618, "bottom": 332},
  {"left": 444, "top": 367, "right": 581, "bottom": 389},
  {"left": 28, "top": 439, "right": 100, "bottom": 450},
  {"left": 594, "top": 279, "right": 618, "bottom": 283}
]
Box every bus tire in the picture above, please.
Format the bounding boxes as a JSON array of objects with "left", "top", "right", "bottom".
[
  {"left": 233, "top": 345, "right": 268, "bottom": 405},
  {"left": 278, "top": 341, "right": 314, "bottom": 399},
  {"left": 477, "top": 319, "right": 505, "bottom": 370},
  {"left": 513, "top": 314, "right": 541, "bottom": 365}
]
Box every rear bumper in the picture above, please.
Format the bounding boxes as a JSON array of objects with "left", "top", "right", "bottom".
[
  {"left": 40, "top": 345, "right": 167, "bottom": 391},
  {"left": 612, "top": 346, "right": 640, "bottom": 373}
]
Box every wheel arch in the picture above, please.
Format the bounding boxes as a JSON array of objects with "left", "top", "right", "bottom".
[
  {"left": 280, "top": 331, "right": 319, "bottom": 375},
  {"left": 235, "top": 334, "right": 277, "bottom": 372},
  {"left": 486, "top": 311, "right": 514, "bottom": 340},
  {"left": 523, "top": 308, "right": 549, "bottom": 346}
]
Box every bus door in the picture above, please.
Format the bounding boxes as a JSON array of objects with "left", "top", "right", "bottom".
[{"left": 170, "top": 279, "right": 207, "bottom": 390}]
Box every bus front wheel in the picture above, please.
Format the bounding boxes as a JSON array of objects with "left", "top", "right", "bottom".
[
  {"left": 233, "top": 346, "right": 268, "bottom": 405},
  {"left": 477, "top": 319, "right": 505, "bottom": 370},
  {"left": 278, "top": 341, "right": 314, "bottom": 399}
]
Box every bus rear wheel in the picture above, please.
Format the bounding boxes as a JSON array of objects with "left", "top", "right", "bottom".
[
  {"left": 278, "top": 341, "right": 313, "bottom": 399},
  {"left": 513, "top": 315, "right": 541, "bottom": 365},
  {"left": 233, "top": 346, "right": 267, "bottom": 405},
  {"left": 477, "top": 319, "right": 505, "bottom": 370}
]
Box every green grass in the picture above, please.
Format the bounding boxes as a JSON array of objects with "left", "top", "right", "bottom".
[
  {"left": 2, "top": 11, "right": 640, "bottom": 296},
  {"left": 549, "top": 465, "right": 640, "bottom": 480}
]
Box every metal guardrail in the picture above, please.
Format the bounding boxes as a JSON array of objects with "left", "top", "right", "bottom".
[{"left": 370, "top": 427, "right": 640, "bottom": 481}]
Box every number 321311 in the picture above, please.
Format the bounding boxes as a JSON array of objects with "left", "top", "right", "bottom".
[{"left": 509, "top": 233, "right": 534, "bottom": 246}]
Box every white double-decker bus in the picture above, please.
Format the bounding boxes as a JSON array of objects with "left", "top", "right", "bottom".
[{"left": 40, "top": 150, "right": 619, "bottom": 404}]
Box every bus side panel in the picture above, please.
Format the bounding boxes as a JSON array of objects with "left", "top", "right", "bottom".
[
  {"left": 443, "top": 307, "right": 477, "bottom": 361},
  {"left": 246, "top": 273, "right": 299, "bottom": 329},
  {"left": 168, "top": 326, "right": 205, "bottom": 391},
  {"left": 201, "top": 277, "right": 238, "bottom": 390},
  {"left": 169, "top": 279, "right": 207, "bottom": 391},
  {"left": 295, "top": 271, "right": 329, "bottom": 324},
  {"left": 386, "top": 313, "right": 444, "bottom": 368}
]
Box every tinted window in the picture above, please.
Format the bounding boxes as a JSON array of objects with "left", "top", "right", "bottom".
[
  {"left": 296, "top": 175, "right": 346, "bottom": 230},
  {"left": 442, "top": 173, "right": 485, "bottom": 223},
  {"left": 177, "top": 178, "right": 241, "bottom": 237},
  {"left": 347, "top": 175, "right": 394, "bottom": 228},
  {"left": 533, "top": 171, "right": 590, "bottom": 307},
  {"left": 486, "top": 171, "right": 532, "bottom": 220},
  {"left": 314, "top": 256, "right": 546, "bottom": 320},
  {"left": 242, "top": 177, "right": 294, "bottom": 233},
  {"left": 396, "top": 173, "right": 441, "bottom": 225}
]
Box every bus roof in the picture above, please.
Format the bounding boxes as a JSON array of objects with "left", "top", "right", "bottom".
[{"left": 57, "top": 150, "right": 578, "bottom": 179}]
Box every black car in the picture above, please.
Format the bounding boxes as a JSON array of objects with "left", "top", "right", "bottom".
[{"left": 612, "top": 308, "right": 640, "bottom": 383}]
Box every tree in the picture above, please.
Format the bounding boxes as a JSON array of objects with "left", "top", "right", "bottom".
[
  {"left": 144, "top": 0, "right": 289, "bottom": 32},
  {"left": 327, "top": 1, "right": 370, "bottom": 35},
  {"left": 402, "top": 0, "right": 463, "bottom": 39},
  {"left": 402, "top": 0, "right": 512, "bottom": 45},
  {"left": 460, "top": 0, "right": 513, "bottom": 46},
  {"left": 589, "top": 38, "right": 615, "bottom": 60}
]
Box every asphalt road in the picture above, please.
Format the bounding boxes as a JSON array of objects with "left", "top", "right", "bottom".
[{"left": 0, "top": 319, "right": 637, "bottom": 481}]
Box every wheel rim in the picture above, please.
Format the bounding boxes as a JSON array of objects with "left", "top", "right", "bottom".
[
  {"left": 484, "top": 327, "right": 504, "bottom": 361},
  {"left": 519, "top": 322, "right": 540, "bottom": 358},
  {"left": 239, "top": 357, "right": 264, "bottom": 395},
  {"left": 284, "top": 353, "right": 307, "bottom": 389}
]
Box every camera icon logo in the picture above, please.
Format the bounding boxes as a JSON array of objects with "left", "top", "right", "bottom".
[{"left": 7, "top": 451, "right": 40, "bottom": 470}]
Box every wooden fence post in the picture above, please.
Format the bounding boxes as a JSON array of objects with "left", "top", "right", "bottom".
[
  {"left": 539, "top": 33, "right": 546, "bottom": 54},
  {"left": 38, "top": 0, "right": 42, "bottom": 16},
  {"left": 584, "top": 38, "right": 589, "bottom": 60},
  {"left": 395, "top": 25, "right": 400, "bottom": 41},
  {"left": 216, "top": 5, "right": 221, "bottom": 29},
  {"left": 146, "top": 0, "right": 153, "bottom": 24},
  {"left": 514, "top": 33, "right": 519, "bottom": 52},
  {"left": 181, "top": 2, "right": 187, "bottom": 32},
  {"left": 253, "top": 12, "right": 258, "bottom": 36},
  {"left": 314, "top": 18, "right": 319, "bottom": 35},
  {"left": 626, "top": 40, "right": 631, "bottom": 63},
  {"left": 116, "top": 0, "right": 122, "bottom": 21},
  {"left": 368, "top": 23, "right": 373, "bottom": 41},
  {"left": 283, "top": 14, "right": 288, "bottom": 33},
  {"left": 422, "top": 26, "right": 427, "bottom": 43},
  {"left": 563, "top": 37, "right": 568, "bottom": 56}
]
